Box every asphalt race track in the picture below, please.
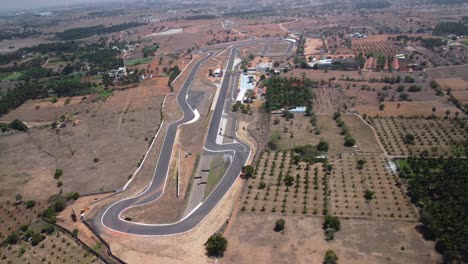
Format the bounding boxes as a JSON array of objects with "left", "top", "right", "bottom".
[{"left": 95, "top": 39, "right": 295, "bottom": 236}]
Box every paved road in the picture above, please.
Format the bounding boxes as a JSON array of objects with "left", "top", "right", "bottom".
[{"left": 95, "top": 39, "right": 295, "bottom": 236}]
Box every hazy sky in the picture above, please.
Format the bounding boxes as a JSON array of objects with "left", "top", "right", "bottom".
[{"left": 2, "top": 0, "right": 111, "bottom": 12}]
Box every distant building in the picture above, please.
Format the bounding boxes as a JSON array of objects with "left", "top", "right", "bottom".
[
  {"left": 247, "top": 68, "right": 257, "bottom": 74},
  {"left": 256, "top": 62, "right": 273, "bottom": 73},
  {"left": 308, "top": 59, "right": 333, "bottom": 68}
]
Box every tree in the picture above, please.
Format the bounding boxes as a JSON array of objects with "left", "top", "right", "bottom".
[
  {"left": 445, "top": 110, "right": 450, "bottom": 119},
  {"left": 379, "top": 103, "right": 385, "bottom": 110},
  {"left": 317, "top": 140, "right": 329, "bottom": 152},
  {"left": 403, "top": 133, "right": 415, "bottom": 145},
  {"left": 356, "top": 159, "right": 366, "bottom": 170},
  {"left": 305, "top": 105, "right": 313, "bottom": 116},
  {"left": 323, "top": 250, "right": 339, "bottom": 264},
  {"left": 242, "top": 165, "right": 254, "bottom": 178},
  {"left": 323, "top": 215, "right": 341, "bottom": 231},
  {"left": 205, "top": 233, "right": 228, "bottom": 257},
  {"left": 274, "top": 219, "right": 285, "bottom": 232},
  {"left": 364, "top": 190, "right": 375, "bottom": 200},
  {"left": 9, "top": 119, "right": 28, "bottom": 131},
  {"left": 284, "top": 175, "right": 294, "bottom": 186},
  {"left": 344, "top": 135, "right": 356, "bottom": 147}
]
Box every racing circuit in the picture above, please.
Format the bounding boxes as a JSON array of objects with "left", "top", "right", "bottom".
[{"left": 94, "top": 38, "right": 296, "bottom": 236}]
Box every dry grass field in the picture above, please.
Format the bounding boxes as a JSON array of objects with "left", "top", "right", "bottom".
[
  {"left": 426, "top": 65, "right": 468, "bottom": 83},
  {"left": 269, "top": 115, "right": 349, "bottom": 155},
  {"left": 224, "top": 213, "right": 440, "bottom": 264},
  {"left": 369, "top": 116, "right": 467, "bottom": 156},
  {"left": 0, "top": 80, "right": 166, "bottom": 197},
  {"left": 304, "top": 38, "right": 323, "bottom": 55}
]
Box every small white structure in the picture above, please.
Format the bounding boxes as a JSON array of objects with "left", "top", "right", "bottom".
[
  {"left": 289, "top": 106, "right": 307, "bottom": 114},
  {"left": 213, "top": 68, "right": 222, "bottom": 78},
  {"left": 396, "top": 54, "right": 406, "bottom": 59}
]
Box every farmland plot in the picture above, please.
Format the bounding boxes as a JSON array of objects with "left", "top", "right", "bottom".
[
  {"left": 369, "top": 116, "right": 467, "bottom": 156},
  {"left": 329, "top": 153, "right": 417, "bottom": 220},
  {"left": 241, "top": 151, "right": 327, "bottom": 216}
]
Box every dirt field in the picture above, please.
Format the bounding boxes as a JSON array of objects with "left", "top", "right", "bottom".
[
  {"left": 355, "top": 100, "right": 462, "bottom": 117},
  {"left": 304, "top": 38, "right": 323, "bottom": 55},
  {"left": 269, "top": 115, "right": 350, "bottom": 155},
  {"left": 224, "top": 213, "right": 440, "bottom": 264},
  {"left": 341, "top": 114, "right": 383, "bottom": 154},
  {"left": 426, "top": 65, "right": 468, "bottom": 83},
  {"left": 434, "top": 78, "right": 468, "bottom": 91}
]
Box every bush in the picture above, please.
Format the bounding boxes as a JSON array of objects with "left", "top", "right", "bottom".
[
  {"left": 333, "top": 112, "right": 341, "bottom": 120},
  {"left": 323, "top": 250, "right": 339, "bottom": 264},
  {"left": 258, "top": 181, "right": 266, "bottom": 189},
  {"left": 30, "top": 233, "right": 45, "bottom": 246},
  {"left": 4, "top": 232, "right": 19, "bottom": 244},
  {"left": 408, "top": 85, "right": 422, "bottom": 92},
  {"left": 25, "top": 200, "right": 36, "bottom": 209},
  {"left": 72, "top": 229, "right": 78, "bottom": 237},
  {"left": 317, "top": 140, "right": 329, "bottom": 152},
  {"left": 284, "top": 176, "right": 294, "bottom": 186},
  {"left": 404, "top": 76, "right": 415, "bottom": 83},
  {"left": 274, "top": 219, "right": 285, "bottom": 232},
  {"left": 9, "top": 119, "right": 28, "bottom": 131},
  {"left": 205, "top": 233, "right": 228, "bottom": 257},
  {"left": 403, "top": 133, "right": 415, "bottom": 145},
  {"left": 54, "top": 169, "right": 63, "bottom": 179}
]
